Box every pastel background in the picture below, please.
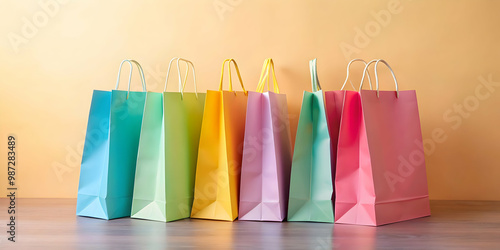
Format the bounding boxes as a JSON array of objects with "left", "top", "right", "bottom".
[{"left": 0, "top": 0, "right": 499, "bottom": 200}]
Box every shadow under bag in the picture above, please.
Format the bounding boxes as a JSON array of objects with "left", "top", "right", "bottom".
[{"left": 76, "top": 60, "right": 147, "bottom": 220}]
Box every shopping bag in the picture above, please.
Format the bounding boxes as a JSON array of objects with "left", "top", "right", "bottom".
[
  {"left": 76, "top": 59, "right": 147, "bottom": 220},
  {"left": 131, "top": 58, "right": 205, "bottom": 222},
  {"left": 335, "top": 59, "right": 431, "bottom": 226},
  {"left": 239, "top": 58, "right": 293, "bottom": 221},
  {"left": 324, "top": 59, "right": 373, "bottom": 204},
  {"left": 287, "top": 58, "right": 334, "bottom": 223},
  {"left": 191, "top": 59, "right": 248, "bottom": 221}
]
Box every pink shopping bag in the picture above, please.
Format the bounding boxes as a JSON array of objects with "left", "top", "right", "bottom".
[
  {"left": 325, "top": 59, "right": 373, "bottom": 204},
  {"left": 239, "top": 59, "right": 293, "bottom": 221},
  {"left": 335, "top": 59, "right": 431, "bottom": 226}
]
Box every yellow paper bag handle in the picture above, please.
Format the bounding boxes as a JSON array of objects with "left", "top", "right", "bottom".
[
  {"left": 219, "top": 59, "right": 247, "bottom": 94},
  {"left": 256, "top": 58, "right": 279, "bottom": 93},
  {"left": 256, "top": 59, "right": 270, "bottom": 89}
]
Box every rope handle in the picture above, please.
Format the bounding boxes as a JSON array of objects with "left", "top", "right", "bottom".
[
  {"left": 256, "top": 58, "right": 280, "bottom": 93},
  {"left": 115, "top": 59, "right": 147, "bottom": 99},
  {"left": 219, "top": 59, "right": 247, "bottom": 94},
  {"left": 359, "top": 59, "right": 399, "bottom": 98},
  {"left": 374, "top": 59, "right": 399, "bottom": 98},
  {"left": 341, "top": 59, "right": 373, "bottom": 91},
  {"left": 309, "top": 58, "right": 322, "bottom": 92},
  {"left": 163, "top": 57, "right": 199, "bottom": 98},
  {"left": 359, "top": 59, "right": 379, "bottom": 91}
]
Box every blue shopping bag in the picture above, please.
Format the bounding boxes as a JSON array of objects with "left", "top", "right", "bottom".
[{"left": 76, "top": 59, "right": 147, "bottom": 220}]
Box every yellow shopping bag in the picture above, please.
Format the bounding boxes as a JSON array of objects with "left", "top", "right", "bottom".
[{"left": 191, "top": 59, "right": 248, "bottom": 221}]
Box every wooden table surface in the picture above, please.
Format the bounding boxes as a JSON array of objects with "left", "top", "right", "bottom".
[{"left": 0, "top": 199, "right": 499, "bottom": 249}]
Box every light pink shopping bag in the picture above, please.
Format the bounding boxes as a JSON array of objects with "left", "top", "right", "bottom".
[
  {"left": 335, "top": 60, "right": 431, "bottom": 226},
  {"left": 239, "top": 59, "right": 293, "bottom": 221}
]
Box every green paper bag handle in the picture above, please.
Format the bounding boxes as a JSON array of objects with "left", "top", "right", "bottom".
[
  {"left": 309, "top": 58, "right": 322, "bottom": 92},
  {"left": 163, "top": 57, "right": 199, "bottom": 98}
]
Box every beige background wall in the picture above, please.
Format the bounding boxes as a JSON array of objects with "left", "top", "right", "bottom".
[{"left": 0, "top": 0, "right": 499, "bottom": 200}]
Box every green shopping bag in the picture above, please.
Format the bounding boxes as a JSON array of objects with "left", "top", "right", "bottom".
[
  {"left": 287, "top": 59, "right": 334, "bottom": 223},
  {"left": 131, "top": 58, "right": 205, "bottom": 222}
]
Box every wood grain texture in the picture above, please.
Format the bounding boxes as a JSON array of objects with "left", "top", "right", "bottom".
[{"left": 0, "top": 199, "right": 499, "bottom": 249}]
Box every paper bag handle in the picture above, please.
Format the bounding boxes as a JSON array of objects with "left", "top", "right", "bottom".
[
  {"left": 341, "top": 59, "right": 373, "bottom": 91},
  {"left": 256, "top": 58, "right": 280, "bottom": 93},
  {"left": 309, "top": 58, "right": 322, "bottom": 92},
  {"left": 115, "top": 59, "right": 147, "bottom": 99},
  {"left": 374, "top": 59, "right": 399, "bottom": 98},
  {"left": 359, "top": 59, "right": 379, "bottom": 91},
  {"left": 164, "top": 57, "right": 199, "bottom": 98},
  {"left": 219, "top": 59, "right": 247, "bottom": 94},
  {"left": 164, "top": 57, "right": 189, "bottom": 93}
]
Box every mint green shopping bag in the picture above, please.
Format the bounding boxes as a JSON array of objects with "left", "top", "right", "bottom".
[
  {"left": 287, "top": 59, "right": 334, "bottom": 223},
  {"left": 131, "top": 58, "right": 205, "bottom": 222}
]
